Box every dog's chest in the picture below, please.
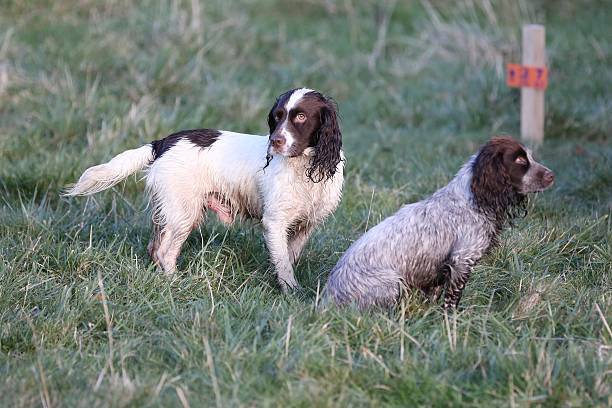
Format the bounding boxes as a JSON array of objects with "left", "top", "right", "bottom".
[{"left": 260, "top": 159, "right": 343, "bottom": 222}]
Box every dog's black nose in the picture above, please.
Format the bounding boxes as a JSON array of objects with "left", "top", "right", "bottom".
[{"left": 271, "top": 135, "right": 286, "bottom": 148}]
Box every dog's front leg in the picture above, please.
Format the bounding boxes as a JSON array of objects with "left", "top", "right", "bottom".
[
  {"left": 263, "top": 216, "right": 300, "bottom": 293},
  {"left": 288, "top": 221, "right": 317, "bottom": 265},
  {"left": 443, "top": 261, "right": 474, "bottom": 309}
]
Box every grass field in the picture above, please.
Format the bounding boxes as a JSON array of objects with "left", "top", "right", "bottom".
[{"left": 1, "top": 0, "right": 611, "bottom": 406}]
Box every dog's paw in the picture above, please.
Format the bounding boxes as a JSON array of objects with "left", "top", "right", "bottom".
[{"left": 279, "top": 279, "right": 302, "bottom": 294}]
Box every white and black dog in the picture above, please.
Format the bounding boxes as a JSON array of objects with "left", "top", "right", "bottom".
[
  {"left": 323, "top": 136, "right": 554, "bottom": 309},
  {"left": 65, "top": 88, "right": 344, "bottom": 292}
]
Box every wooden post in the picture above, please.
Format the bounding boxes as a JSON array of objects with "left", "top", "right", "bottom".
[{"left": 521, "top": 25, "right": 546, "bottom": 144}]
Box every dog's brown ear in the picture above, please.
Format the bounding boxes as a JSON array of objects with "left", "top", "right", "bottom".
[
  {"left": 306, "top": 98, "right": 342, "bottom": 183},
  {"left": 471, "top": 137, "right": 523, "bottom": 213}
]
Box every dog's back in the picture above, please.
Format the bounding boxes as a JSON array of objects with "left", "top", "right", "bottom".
[{"left": 146, "top": 131, "right": 269, "bottom": 223}]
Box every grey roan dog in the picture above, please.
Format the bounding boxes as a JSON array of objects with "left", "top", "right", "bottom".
[{"left": 323, "top": 136, "right": 554, "bottom": 309}]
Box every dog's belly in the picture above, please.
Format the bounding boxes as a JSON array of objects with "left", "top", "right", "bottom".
[
  {"left": 204, "top": 192, "right": 262, "bottom": 225},
  {"left": 206, "top": 196, "right": 234, "bottom": 225}
]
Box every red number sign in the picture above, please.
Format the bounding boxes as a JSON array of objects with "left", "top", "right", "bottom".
[{"left": 506, "top": 64, "right": 548, "bottom": 90}]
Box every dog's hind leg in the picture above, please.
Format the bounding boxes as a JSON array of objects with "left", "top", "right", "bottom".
[
  {"left": 354, "top": 274, "right": 402, "bottom": 309},
  {"left": 147, "top": 223, "right": 162, "bottom": 265},
  {"left": 154, "top": 200, "right": 204, "bottom": 274},
  {"left": 156, "top": 226, "right": 191, "bottom": 273},
  {"left": 325, "top": 266, "right": 402, "bottom": 309}
]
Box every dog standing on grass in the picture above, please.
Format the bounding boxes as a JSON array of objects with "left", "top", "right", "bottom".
[
  {"left": 323, "top": 136, "right": 554, "bottom": 309},
  {"left": 64, "top": 88, "right": 344, "bottom": 292}
]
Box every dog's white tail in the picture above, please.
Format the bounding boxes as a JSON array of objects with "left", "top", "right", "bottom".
[{"left": 63, "top": 145, "right": 154, "bottom": 196}]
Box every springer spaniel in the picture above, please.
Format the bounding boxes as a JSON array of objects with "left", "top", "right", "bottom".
[
  {"left": 323, "top": 136, "right": 554, "bottom": 309},
  {"left": 65, "top": 88, "right": 344, "bottom": 292}
]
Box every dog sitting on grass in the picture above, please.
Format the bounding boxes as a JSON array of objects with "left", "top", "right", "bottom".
[{"left": 323, "top": 136, "right": 554, "bottom": 309}]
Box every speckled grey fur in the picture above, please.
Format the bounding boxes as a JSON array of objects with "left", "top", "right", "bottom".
[{"left": 323, "top": 140, "right": 553, "bottom": 309}]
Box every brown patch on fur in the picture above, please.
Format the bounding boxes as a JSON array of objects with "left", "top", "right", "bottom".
[{"left": 151, "top": 129, "right": 221, "bottom": 160}]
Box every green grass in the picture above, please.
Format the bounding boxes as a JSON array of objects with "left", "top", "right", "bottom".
[{"left": 1, "top": 0, "right": 611, "bottom": 406}]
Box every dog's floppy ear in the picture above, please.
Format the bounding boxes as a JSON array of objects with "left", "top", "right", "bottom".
[
  {"left": 471, "top": 137, "right": 525, "bottom": 218},
  {"left": 471, "top": 141, "right": 507, "bottom": 207},
  {"left": 306, "top": 98, "right": 343, "bottom": 183},
  {"left": 267, "top": 97, "right": 280, "bottom": 134}
]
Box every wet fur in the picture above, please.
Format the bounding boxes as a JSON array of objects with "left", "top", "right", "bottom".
[{"left": 323, "top": 136, "right": 554, "bottom": 309}]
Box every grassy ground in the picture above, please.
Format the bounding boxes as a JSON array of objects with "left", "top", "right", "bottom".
[{"left": 1, "top": 0, "right": 610, "bottom": 406}]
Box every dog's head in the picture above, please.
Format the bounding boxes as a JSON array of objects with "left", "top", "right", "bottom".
[
  {"left": 266, "top": 88, "right": 342, "bottom": 182},
  {"left": 471, "top": 136, "right": 554, "bottom": 213}
]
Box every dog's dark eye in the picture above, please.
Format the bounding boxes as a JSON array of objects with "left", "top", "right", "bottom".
[
  {"left": 515, "top": 156, "right": 528, "bottom": 165},
  {"left": 275, "top": 111, "right": 284, "bottom": 121}
]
